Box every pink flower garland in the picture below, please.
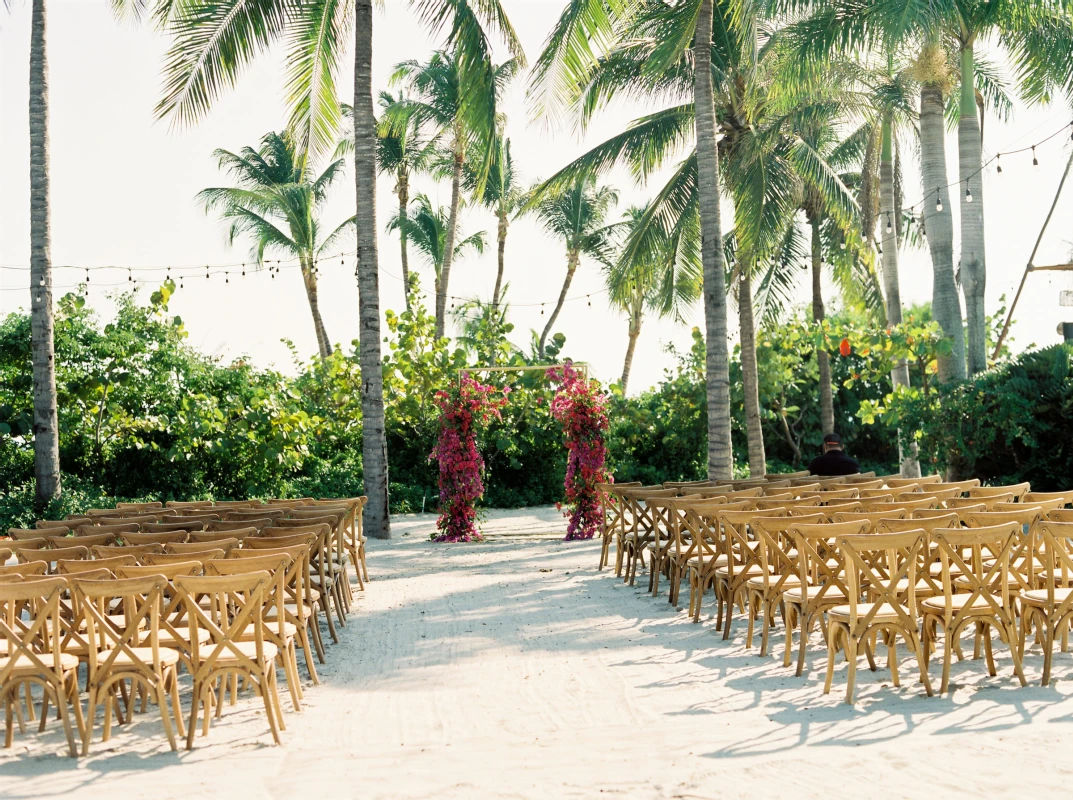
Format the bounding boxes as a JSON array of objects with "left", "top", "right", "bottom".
[
  {"left": 430, "top": 375, "right": 508, "bottom": 542},
  {"left": 547, "top": 361, "right": 610, "bottom": 541}
]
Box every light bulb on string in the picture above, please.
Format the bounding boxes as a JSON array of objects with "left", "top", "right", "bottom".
[
  {"left": 1032, "top": 146, "right": 1038, "bottom": 167},
  {"left": 587, "top": 295, "right": 592, "bottom": 307},
  {"left": 840, "top": 240, "right": 846, "bottom": 250},
  {"left": 225, "top": 271, "right": 229, "bottom": 284},
  {"left": 85, "top": 267, "right": 90, "bottom": 284},
  {"left": 965, "top": 183, "right": 973, "bottom": 203},
  {"left": 935, "top": 189, "right": 943, "bottom": 213},
  {"left": 540, "top": 304, "right": 545, "bottom": 316},
  {"left": 920, "top": 213, "right": 927, "bottom": 237},
  {"left": 885, "top": 213, "right": 892, "bottom": 234},
  {"left": 996, "top": 154, "right": 1002, "bottom": 173},
  {"left": 179, "top": 276, "right": 184, "bottom": 289},
  {"left": 128, "top": 268, "right": 133, "bottom": 282},
  {"left": 205, "top": 265, "right": 210, "bottom": 280},
  {"left": 241, "top": 264, "right": 246, "bottom": 277}
]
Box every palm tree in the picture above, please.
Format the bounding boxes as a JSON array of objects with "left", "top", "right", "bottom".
[
  {"left": 198, "top": 131, "right": 352, "bottom": 360},
  {"left": 28, "top": 0, "right": 61, "bottom": 505},
  {"left": 153, "top": 0, "right": 524, "bottom": 540},
  {"left": 528, "top": 176, "right": 620, "bottom": 354},
  {"left": 529, "top": 0, "right": 735, "bottom": 480},
  {"left": 374, "top": 91, "right": 431, "bottom": 312},
  {"left": 387, "top": 194, "right": 487, "bottom": 310},
  {"left": 465, "top": 135, "right": 523, "bottom": 311},
  {"left": 389, "top": 51, "right": 517, "bottom": 338},
  {"left": 607, "top": 204, "right": 701, "bottom": 394}
]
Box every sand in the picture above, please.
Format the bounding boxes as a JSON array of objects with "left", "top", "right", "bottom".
[{"left": 3, "top": 507, "right": 1073, "bottom": 798}]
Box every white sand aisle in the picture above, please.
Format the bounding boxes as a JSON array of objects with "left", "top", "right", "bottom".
[{"left": 3, "top": 526, "right": 1073, "bottom": 798}]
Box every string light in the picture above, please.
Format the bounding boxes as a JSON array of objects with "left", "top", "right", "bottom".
[
  {"left": 587, "top": 294, "right": 591, "bottom": 307},
  {"left": 205, "top": 265, "right": 210, "bottom": 280},
  {"left": 540, "top": 304, "right": 545, "bottom": 316},
  {"left": 885, "top": 213, "right": 892, "bottom": 234},
  {"left": 996, "top": 154, "right": 1002, "bottom": 174},
  {"left": 85, "top": 267, "right": 90, "bottom": 283},
  {"left": 241, "top": 264, "right": 246, "bottom": 277},
  {"left": 965, "top": 182, "right": 973, "bottom": 203},
  {"left": 920, "top": 213, "right": 927, "bottom": 237},
  {"left": 839, "top": 241, "right": 846, "bottom": 250},
  {"left": 127, "top": 268, "right": 133, "bottom": 282},
  {"left": 935, "top": 189, "right": 943, "bottom": 213},
  {"left": 1032, "top": 146, "right": 1038, "bottom": 167},
  {"left": 225, "top": 271, "right": 229, "bottom": 284}
]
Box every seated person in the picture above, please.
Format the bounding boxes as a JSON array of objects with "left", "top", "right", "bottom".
[{"left": 807, "top": 433, "right": 861, "bottom": 477}]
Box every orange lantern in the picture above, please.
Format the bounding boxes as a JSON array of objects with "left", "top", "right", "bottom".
[{"left": 839, "top": 338, "right": 851, "bottom": 357}]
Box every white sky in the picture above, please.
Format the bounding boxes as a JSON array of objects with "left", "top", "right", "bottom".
[{"left": 2, "top": 1, "right": 1072, "bottom": 393}]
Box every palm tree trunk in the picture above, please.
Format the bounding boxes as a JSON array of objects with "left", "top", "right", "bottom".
[
  {"left": 880, "top": 116, "right": 920, "bottom": 478},
  {"left": 737, "top": 270, "right": 766, "bottom": 477},
  {"left": 539, "top": 249, "right": 578, "bottom": 352},
  {"left": 809, "top": 217, "right": 835, "bottom": 435},
  {"left": 29, "top": 0, "right": 61, "bottom": 506},
  {"left": 398, "top": 172, "right": 411, "bottom": 311},
  {"left": 300, "top": 256, "right": 332, "bottom": 359},
  {"left": 620, "top": 301, "right": 642, "bottom": 393},
  {"left": 492, "top": 208, "right": 507, "bottom": 309},
  {"left": 920, "top": 78, "right": 966, "bottom": 383},
  {"left": 958, "top": 43, "right": 987, "bottom": 375},
  {"left": 354, "top": 0, "right": 390, "bottom": 539},
  {"left": 436, "top": 143, "right": 464, "bottom": 339},
  {"left": 694, "top": 0, "right": 733, "bottom": 481}
]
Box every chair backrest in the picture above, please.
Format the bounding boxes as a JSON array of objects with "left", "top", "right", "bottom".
[
  {"left": 1049, "top": 509, "right": 1073, "bottom": 523},
  {"left": 76, "top": 522, "right": 140, "bottom": 536},
  {"left": 885, "top": 475, "right": 942, "bottom": 488},
  {"left": 788, "top": 520, "right": 870, "bottom": 604},
  {"left": 952, "top": 494, "right": 1014, "bottom": 511},
  {"left": 19, "top": 545, "right": 90, "bottom": 573},
  {"left": 963, "top": 507, "right": 1043, "bottom": 529},
  {"left": 166, "top": 539, "right": 239, "bottom": 556},
  {"left": 141, "top": 521, "right": 205, "bottom": 533},
  {"left": 1024, "top": 490, "right": 1073, "bottom": 508},
  {"left": 72, "top": 575, "right": 169, "bottom": 679},
  {"left": 35, "top": 519, "right": 75, "bottom": 530},
  {"left": 829, "top": 509, "right": 908, "bottom": 528},
  {"left": 189, "top": 528, "right": 256, "bottom": 544},
  {"left": 95, "top": 513, "right": 160, "bottom": 525},
  {"left": 116, "top": 561, "right": 202, "bottom": 580},
  {"left": 717, "top": 509, "right": 785, "bottom": 572},
  {"left": 165, "top": 500, "right": 214, "bottom": 509},
  {"left": 162, "top": 512, "right": 221, "bottom": 523},
  {"left": 274, "top": 515, "right": 340, "bottom": 529},
  {"left": 661, "top": 479, "right": 713, "bottom": 488},
  {"left": 91, "top": 543, "right": 165, "bottom": 560},
  {"left": 0, "top": 576, "right": 70, "bottom": 681},
  {"left": 6, "top": 538, "right": 47, "bottom": 552},
  {"left": 879, "top": 513, "right": 960, "bottom": 533},
  {"left": 1036, "top": 521, "right": 1073, "bottom": 603},
  {"left": 995, "top": 498, "right": 1067, "bottom": 515},
  {"left": 210, "top": 518, "right": 275, "bottom": 533},
  {"left": 226, "top": 508, "right": 286, "bottom": 522},
  {"left": 930, "top": 523, "right": 1021, "bottom": 617},
  {"left": 969, "top": 482, "right": 1031, "bottom": 501},
  {"left": 143, "top": 550, "right": 226, "bottom": 567},
  {"left": 7, "top": 528, "right": 57, "bottom": 540},
  {"left": 867, "top": 497, "right": 938, "bottom": 512},
  {"left": 835, "top": 530, "right": 927, "bottom": 628},
  {"left": 47, "top": 532, "right": 116, "bottom": 549},
  {"left": 809, "top": 488, "right": 861, "bottom": 503},
  {"left": 123, "top": 531, "right": 190, "bottom": 546},
  {"left": 248, "top": 531, "right": 319, "bottom": 550},
  {"left": 751, "top": 513, "right": 825, "bottom": 586},
  {"left": 858, "top": 488, "right": 914, "bottom": 499},
  {"left": 916, "top": 505, "right": 982, "bottom": 520},
  {"left": 0, "top": 561, "right": 48, "bottom": 578},
  {"left": 211, "top": 500, "right": 262, "bottom": 509},
  {"left": 58, "top": 554, "right": 139, "bottom": 575},
  {"left": 116, "top": 501, "right": 164, "bottom": 511}
]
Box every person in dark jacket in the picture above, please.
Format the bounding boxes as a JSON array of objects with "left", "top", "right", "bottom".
[{"left": 807, "top": 433, "right": 861, "bottom": 476}]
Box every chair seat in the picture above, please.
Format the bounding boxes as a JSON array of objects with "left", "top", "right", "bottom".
[
  {"left": 828, "top": 602, "right": 909, "bottom": 623},
  {"left": 921, "top": 593, "right": 1000, "bottom": 612},
  {"left": 265, "top": 603, "right": 314, "bottom": 621},
  {"left": 891, "top": 578, "right": 937, "bottom": 593},
  {"left": 0, "top": 652, "right": 80, "bottom": 673},
  {"left": 714, "top": 564, "right": 766, "bottom": 580},
  {"left": 783, "top": 584, "right": 846, "bottom": 604},
  {"left": 746, "top": 572, "right": 803, "bottom": 592},
  {"left": 157, "top": 627, "right": 212, "bottom": 648},
  {"left": 954, "top": 573, "right": 1022, "bottom": 590},
  {"left": 93, "top": 646, "right": 181, "bottom": 668},
  {"left": 1020, "top": 587, "right": 1073, "bottom": 606},
  {"left": 205, "top": 640, "right": 279, "bottom": 665},
  {"left": 240, "top": 621, "right": 298, "bottom": 641}
]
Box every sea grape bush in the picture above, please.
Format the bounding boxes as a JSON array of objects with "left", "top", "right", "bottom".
[
  {"left": 548, "top": 361, "right": 610, "bottom": 541},
  {"left": 430, "top": 374, "right": 509, "bottom": 542}
]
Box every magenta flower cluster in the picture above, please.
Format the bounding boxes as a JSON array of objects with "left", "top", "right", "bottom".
[
  {"left": 547, "top": 361, "right": 610, "bottom": 541},
  {"left": 429, "top": 374, "right": 508, "bottom": 542}
]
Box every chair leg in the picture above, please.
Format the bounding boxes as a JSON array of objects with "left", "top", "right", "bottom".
[
  {"left": 54, "top": 684, "right": 78, "bottom": 759},
  {"left": 168, "top": 672, "right": 185, "bottom": 740},
  {"left": 186, "top": 685, "right": 202, "bottom": 751},
  {"left": 155, "top": 682, "right": 178, "bottom": 753},
  {"left": 1007, "top": 622, "right": 1028, "bottom": 687},
  {"left": 912, "top": 631, "right": 934, "bottom": 697},
  {"left": 82, "top": 687, "right": 98, "bottom": 756},
  {"left": 844, "top": 635, "right": 859, "bottom": 705}
]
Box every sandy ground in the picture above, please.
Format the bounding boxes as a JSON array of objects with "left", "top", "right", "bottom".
[{"left": 3, "top": 508, "right": 1073, "bottom": 798}]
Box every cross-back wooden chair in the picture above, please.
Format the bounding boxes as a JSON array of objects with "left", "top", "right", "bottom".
[
  {"left": 783, "top": 520, "right": 870, "bottom": 676},
  {"left": 714, "top": 509, "right": 787, "bottom": 639},
  {"left": 595, "top": 482, "right": 639, "bottom": 571},
  {"left": 142, "top": 521, "right": 205, "bottom": 534},
  {"left": 680, "top": 501, "right": 735, "bottom": 621},
  {"left": 230, "top": 543, "right": 322, "bottom": 677},
  {"left": 7, "top": 529, "right": 55, "bottom": 541},
  {"left": 36, "top": 520, "right": 77, "bottom": 530},
  {"left": 19, "top": 546, "right": 90, "bottom": 574},
  {"left": 174, "top": 572, "right": 284, "bottom": 748},
  {"left": 746, "top": 513, "right": 826, "bottom": 656},
  {"left": 251, "top": 527, "right": 339, "bottom": 643},
  {"left": 618, "top": 487, "right": 679, "bottom": 585},
  {"left": 866, "top": 497, "right": 938, "bottom": 513},
  {"left": 947, "top": 494, "right": 1012, "bottom": 511},
  {"left": 143, "top": 550, "right": 226, "bottom": 567},
  {"left": 167, "top": 539, "right": 239, "bottom": 556},
  {"left": 963, "top": 507, "right": 1044, "bottom": 593},
  {"left": 76, "top": 522, "right": 140, "bottom": 537},
  {"left": 969, "top": 482, "right": 1031, "bottom": 501},
  {"left": 640, "top": 496, "right": 683, "bottom": 597},
  {"left": 91, "top": 543, "right": 164, "bottom": 562},
  {"left": 279, "top": 511, "right": 354, "bottom": 606},
  {"left": 189, "top": 528, "right": 256, "bottom": 545},
  {"left": 206, "top": 554, "right": 303, "bottom": 712},
  {"left": 1024, "top": 490, "right": 1073, "bottom": 509},
  {"left": 920, "top": 522, "right": 1026, "bottom": 693},
  {"left": 116, "top": 502, "right": 163, "bottom": 511},
  {"left": 994, "top": 498, "right": 1067, "bottom": 515},
  {"left": 0, "top": 577, "right": 84, "bottom": 757},
  {"left": 47, "top": 532, "right": 117, "bottom": 549},
  {"left": 885, "top": 475, "right": 943, "bottom": 489},
  {"left": 124, "top": 531, "right": 189, "bottom": 547},
  {"left": 829, "top": 509, "right": 909, "bottom": 530},
  {"left": 72, "top": 575, "right": 183, "bottom": 754},
  {"left": 1020, "top": 520, "right": 1073, "bottom": 686},
  {"left": 823, "top": 530, "right": 934, "bottom": 704},
  {"left": 314, "top": 496, "right": 369, "bottom": 586}
]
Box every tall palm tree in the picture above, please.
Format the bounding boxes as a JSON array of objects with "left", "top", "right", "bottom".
[
  {"left": 465, "top": 135, "right": 523, "bottom": 311},
  {"left": 387, "top": 194, "right": 487, "bottom": 305},
  {"left": 529, "top": 176, "right": 620, "bottom": 353},
  {"left": 390, "top": 51, "right": 517, "bottom": 338},
  {"left": 373, "top": 91, "right": 431, "bottom": 312},
  {"left": 153, "top": 0, "right": 524, "bottom": 540},
  {"left": 607, "top": 204, "right": 701, "bottom": 393},
  {"left": 198, "top": 132, "right": 353, "bottom": 359},
  {"left": 28, "top": 0, "right": 61, "bottom": 505}
]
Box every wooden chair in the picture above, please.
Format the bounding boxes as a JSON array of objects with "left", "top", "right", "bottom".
[
  {"left": 165, "top": 500, "right": 214, "bottom": 509},
  {"left": 206, "top": 554, "right": 304, "bottom": 711},
  {"left": 162, "top": 512, "right": 221, "bottom": 524},
  {"left": 714, "top": 510, "right": 788, "bottom": 639},
  {"left": 829, "top": 509, "right": 909, "bottom": 530},
  {"left": 189, "top": 529, "right": 256, "bottom": 545},
  {"left": 167, "top": 539, "right": 239, "bottom": 557},
  {"left": 0, "top": 577, "right": 85, "bottom": 757},
  {"left": 90, "top": 543, "right": 165, "bottom": 562},
  {"left": 783, "top": 520, "right": 869, "bottom": 676},
  {"left": 116, "top": 502, "right": 163, "bottom": 511},
  {"left": 174, "top": 573, "right": 284, "bottom": 748},
  {"left": 596, "top": 482, "right": 639, "bottom": 571},
  {"left": 885, "top": 475, "right": 943, "bottom": 488},
  {"left": 920, "top": 523, "right": 1026, "bottom": 693},
  {"left": 254, "top": 526, "right": 340, "bottom": 641},
  {"left": 210, "top": 518, "right": 275, "bottom": 533},
  {"left": 226, "top": 508, "right": 286, "bottom": 523},
  {"left": 123, "top": 531, "right": 190, "bottom": 547},
  {"left": 642, "top": 496, "right": 686, "bottom": 599},
  {"left": 671, "top": 498, "right": 736, "bottom": 612},
  {"left": 995, "top": 498, "right": 1067, "bottom": 515},
  {"left": 35, "top": 520, "right": 76, "bottom": 530},
  {"left": 277, "top": 512, "right": 353, "bottom": 607},
  {"left": 823, "top": 530, "right": 934, "bottom": 704},
  {"left": 142, "top": 521, "right": 205, "bottom": 534},
  {"left": 969, "top": 483, "right": 1031, "bottom": 502},
  {"left": 58, "top": 555, "right": 138, "bottom": 575},
  {"left": 618, "top": 487, "right": 679, "bottom": 585},
  {"left": 72, "top": 575, "right": 183, "bottom": 754},
  {"left": 76, "top": 522, "right": 140, "bottom": 537},
  {"left": 1020, "top": 521, "right": 1073, "bottom": 685},
  {"left": 746, "top": 513, "right": 826, "bottom": 655},
  {"left": 18, "top": 546, "right": 90, "bottom": 574},
  {"left": 1024, "top": 490, "right": 1073, "bottom": 509},
  {"left": 963, "top": 507, "right": 1044, "bottom": 593},
  {"left": 7, "top": 529, "right": 55, "bottom": 541},
  {"left": 313, "top": 496, "right": 369, "bottom": 586},
  {"left": 143, "top": 550, "right": 226, "bottom": 567},
  {"left": 866, "top": 497, "right": 938, "bottom": 513}
]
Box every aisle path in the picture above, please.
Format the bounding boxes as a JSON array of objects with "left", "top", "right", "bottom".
[{"left": 3, "top": 533, "right": 1073, "bottom": 798}]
